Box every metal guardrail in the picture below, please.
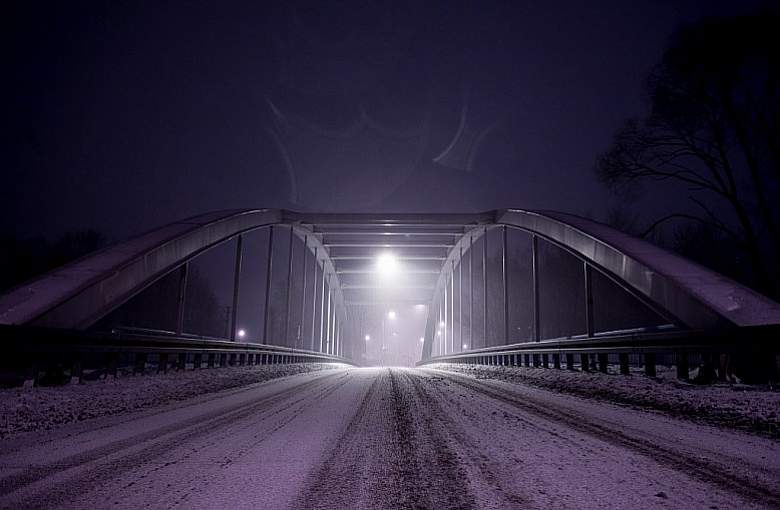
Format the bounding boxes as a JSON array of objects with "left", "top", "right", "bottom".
[
  {"left": 416, "top": 326, "right": 780, "bottom": 381},
  {"left": 0, "top": 325, "right": 357, "bottom": 387}
]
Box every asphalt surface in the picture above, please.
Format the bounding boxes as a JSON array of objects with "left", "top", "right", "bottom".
[{"left": 1, "top": 367, "right": 778, "bottom": 509}]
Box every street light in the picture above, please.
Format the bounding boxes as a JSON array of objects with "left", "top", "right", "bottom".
[
  {"left": 387, "top": 310, "right": 397, "bottom": 320},
  {"left": 365, "top": 334, "right": 371, "bottom": 341},
  {"left": 237, "top": 329, "right": 246, "bottom": 339},
  {"left": 419, "top": 337, "right": 425, "bottom": 343},
  {"left": 376, "top": 252, "right": 399, "bottom": 277},
  {"left": 462, "top": 343, "right": 468, "bottom": 350}
]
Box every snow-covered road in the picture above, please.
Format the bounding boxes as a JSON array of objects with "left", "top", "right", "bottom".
[{"left": 1, "top": 367, "right": 778, "bottom": 509}]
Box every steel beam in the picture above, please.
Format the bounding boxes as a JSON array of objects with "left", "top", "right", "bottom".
[
  {"left": 283, "top": 227, "right": 295, "bottom": 347},
  {"left": 176, "top": 263, "right": 189, "bottom": 336},
  {"left": 263, "top": 226, "right": 275, "bottom": 345},
  {"left": 229, "top": 236, "right": 243, "bottom": 341}
]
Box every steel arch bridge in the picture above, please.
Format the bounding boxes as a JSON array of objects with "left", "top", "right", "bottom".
[{"left": 1, "top": 209, "right": 779, "bottom": 373}]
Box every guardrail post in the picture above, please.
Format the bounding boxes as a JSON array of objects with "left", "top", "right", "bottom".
[
  {"left": 553, "top": 353, "right": 561, "bottom": 369},
  {"left": 565, "top": 353, "right": 574, "bottom": 370},
  {"left": 644, "top": 353, "right": 656, "bottom": 377},
  {"left": 134, "top": 353, "right": 147, "bottom": 374},
  {"left": 542, "top": 353, "right": 549, "bottom": 368},
  {"left": 676, "top": 352, "right": 689, "bottom": 380},
  {"left": 619, "top": 353, "right": 630, "bottom": 375},
  {"left": 532, "top": 354, "right": 539, "bottom": 367},
  {"left": 220, "top": 353, "right": 227, "bottom": 367},
  {"left": 524, "top": 353, "right": 530, "bottom": 367},
  {"left": 194, "top": 353, "right": 202, "bottom": 369},
  {"left": 177, "top": 353, "right": 186, "bottom": 371},
  {"left": 207, "top": 353, "right": 215, "bottom": 368},
  {"left": 158, "top": 354, "right": 169, "bottom": 373},
  {"left": 71, "top": 357, "right": 84, "bottom": 384},
  {"left": 580, "top": 353, "right": 589, "bottom": 372},
  {"left": 598, "top": 353, "right": 608, "bottom": 373}
]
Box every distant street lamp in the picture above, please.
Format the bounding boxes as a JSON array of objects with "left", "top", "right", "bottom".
[
  {"left": 419, "top": 337, "right": 425, "bottom": 343},
  {"left": 388, "top": 310, "right": 397, "bottom": 320},
  {"left": 462, "top": 343, "right": 468, "bottom": 350},
  {"left": 237, "top": 329, "right": 246, "bottom": 339},
  {"left": 365, "top": 334, "right": 371, "bottom": 341}
]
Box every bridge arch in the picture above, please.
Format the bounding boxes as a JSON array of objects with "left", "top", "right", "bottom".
[{"left": 1, "top": 209, "right": 778, "bottom": 364}]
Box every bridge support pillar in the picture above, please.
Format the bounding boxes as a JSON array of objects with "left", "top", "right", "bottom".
[
  {"left": 580, "top": 353, "right": 589, "bottom": 372},
  {"left": 553, "top": 353, "right": 561, "bottom": 369},
  {"left": 598, "top": 353, "right": 608, "bottom": 373},
  {"left": 644, "top": 353, "right": 656, "bottom": 377},
  {"left": 565, "top": 353, "right": 574, "bottom": 370},
  {"left": 619, "top": 353, "right": 630, "bottom": 375},
  {"left": 676, "top": 353, "right": 689, "bottom": 379},
  {"left": 542, "top": 354, "right": 549, "bottom": 368}
]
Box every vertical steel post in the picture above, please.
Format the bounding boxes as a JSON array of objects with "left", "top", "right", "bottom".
[
  {"left": 531, "top": 235, "right": 540, "bottom": 342},
  {"left": 482, "top": 227, "right": 488, "bottom": 348},
  {"left": 325, "top": 278, "right": 332, "bottom": 354},
  {"left": 443, "top": 278, "right": 448, "bottom": 354},
  {"left": 459, "top": 247, "right": 463, "bottom": 350},
  {"left": 176, "top": 262, "right": 189, "bottom": 336},
  {"left": 229, "top": 236, "right": 243, "bottom": 341},
  {"left": 311, "top": 247, "right": 318, "bottom": 351},
  {"left": 262, "top": 226, "right": 275, "bottom": 345},
  {"left": 283, "top": 227, "right": 295, "bottom": 347},
  {"left": 335, "top": 315, "right": 339, "bottom": 357},
  {"left": 584, "top": 262, "right": 594, "bottom": 337},
  {"left": 319, "top": 272, "right": 327, "bottom": 352},
  {"left": 450, "top": 259, "right": 455, "bottom": 353},
  {"left": 299, "top": 236, "right": 308, "bottom": 349},
  {"left": 469, "top": 235, "right": 473, "bottom": 349},
  {"left": 502, "top": 226, "right": 509, "bottom": 345}
]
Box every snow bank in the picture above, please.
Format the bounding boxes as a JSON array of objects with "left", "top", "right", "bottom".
[
  {"left": 0, "top": 363, "right": 343, "bottom": 439},
  {"left": 433, "top": 363, "right": 780, "bottom": 438}
]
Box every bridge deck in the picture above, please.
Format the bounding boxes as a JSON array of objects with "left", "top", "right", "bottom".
[{"left": 1, "top": 367, "right": 777, "bottom": 509}]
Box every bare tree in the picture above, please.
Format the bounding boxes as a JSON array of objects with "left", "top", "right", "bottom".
[{"left": 597, "top": 11, "right": 780, "bottom": 295}]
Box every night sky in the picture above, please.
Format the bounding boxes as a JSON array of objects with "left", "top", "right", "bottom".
[{"left": 4, "top": 0, "right": 765, "bottom": 243}]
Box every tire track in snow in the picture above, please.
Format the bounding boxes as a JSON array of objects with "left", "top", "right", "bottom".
[
  {"left": 442, "top": 371, "right": 780, "bottom": 508},
  {"left": 294, "top": 369, "right": 477, "bottom": 510},
  {"left": 404, "top": 371, "right": 530, "bottom": 508}
]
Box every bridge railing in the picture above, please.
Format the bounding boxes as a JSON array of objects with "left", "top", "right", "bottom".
[
  {"left": 417, "top": 325, "right": 779, "bottom": 382},
  {"left": 0, "top": 324, "right": 356, "bottom": 387}
]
